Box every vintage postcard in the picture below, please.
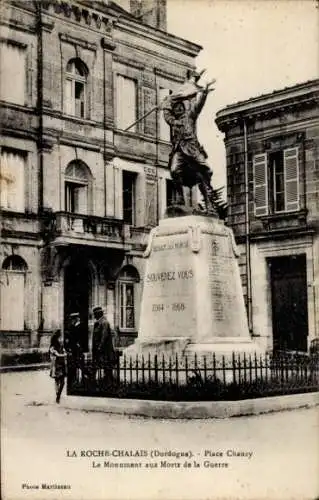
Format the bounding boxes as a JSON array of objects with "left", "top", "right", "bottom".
[{"left": 1, "top": 0, "right": 318, "bottom": 499}]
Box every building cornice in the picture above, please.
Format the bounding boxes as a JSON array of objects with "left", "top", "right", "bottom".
[
  {"left": 234, "top": 225, "right": 315, "bottom": 244},
  {"left": 41, "top": 0, "right": 117, "bottom": 34},
  {"left": 154, "top": 67, "right": 184, "bottom": 83},
  {"left": 0, "top": 16, "right": 36, "bottom": 35},
  {"left": 37, "top": 0, "right": 201, "bottom": 59},
  {"left": 221, "top": 116, "right": 319, "bottom": 143},
  {"left": 58, "top": 134, "right": 108, "bottom": 152},
  {"left": 114, "top": 17, "right": 201, "bottom": 59},
  {"left": 59, "top": 32, "right": 97, "bottom": 51},
  {"left": 0, "top": 37, "right": 27, "bottom": 48},
  {"left": 116, "top": 38, "right": 190, "bottom": 74},
  {"left": 0, "top": 127, "right": 38, "bottom": 142},
  {"left": 113, "top": 53, "right": 145, "bottom": 70},
  {"left": 1, "top": 229, "right": 41, "bottom": 241},
  {"left": 216, "top": 80, "right": 319, "bottom": 132},
  {"left": 249, "top": 226, "right": 316, "bottom": 242}
]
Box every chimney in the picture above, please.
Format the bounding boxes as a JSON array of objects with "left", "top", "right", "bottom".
[{"left": 130, "top": 0, "right": 167, "bottom": 31}]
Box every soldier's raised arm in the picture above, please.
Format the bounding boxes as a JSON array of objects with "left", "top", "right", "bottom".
[{"left": 192, "top": 80, "right": 216, "bottom": 117}]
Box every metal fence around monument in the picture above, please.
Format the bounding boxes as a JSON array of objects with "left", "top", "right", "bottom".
[{"left": 66, "top": 351, "right": 319, "bottom": 401}]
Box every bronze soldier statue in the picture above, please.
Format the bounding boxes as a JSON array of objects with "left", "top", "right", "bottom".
[{"left": 162, "top": 69, "right": 217, "bottom": 215}]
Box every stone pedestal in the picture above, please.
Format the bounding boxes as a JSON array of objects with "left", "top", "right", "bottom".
[{"left": 125, "top": 215, "right": 261, "bottom": 358}]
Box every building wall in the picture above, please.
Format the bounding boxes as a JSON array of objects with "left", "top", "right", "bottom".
[
  {"left": 216, "top": 80, "right": 319, "bottom": 351},
  {"left": 0, "top": 0, "right": 201, "bottom": 354},
  {"left": 248, "top": 235, "right": 318, "bottom": 351}
]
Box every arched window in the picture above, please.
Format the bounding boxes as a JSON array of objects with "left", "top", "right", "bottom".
[
  {"left": 64, "top": 160, "right": 92, "bottom": 214},
  {"left": 117, "top": 265, "right": 140, "bottom": 330},
  {"left": 1, "top": 255, "right": 27, "bottom": 331},
  {"left": 65, "top": 58, "right": 88, "bottom": 118}
]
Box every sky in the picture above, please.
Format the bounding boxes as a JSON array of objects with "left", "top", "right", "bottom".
[{"left": 167, "top": 0, "right": 318, "bottom": 190}]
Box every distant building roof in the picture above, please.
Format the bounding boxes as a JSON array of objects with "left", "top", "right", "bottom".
[{"left": 216, "top": 78, "right": 319, "bottom": 128}]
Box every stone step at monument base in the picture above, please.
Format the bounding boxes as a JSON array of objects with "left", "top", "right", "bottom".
[
  {"left": 123, "top": 337, "right": 191, "bottom": 358},
  {"left": 185, "top": 338, "right": 263, "bottom": 356},
  {"left": 124, "top": 337, "right": 263, "bottom": 358}
]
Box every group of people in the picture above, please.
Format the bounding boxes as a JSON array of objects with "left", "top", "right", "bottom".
[{"left": 49, "top": 306, "right": 116, "bottom": 404}]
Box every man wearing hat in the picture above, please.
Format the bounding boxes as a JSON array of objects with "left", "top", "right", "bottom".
[
  {"left": 162, "top": 68, "right": 217, "bottom": 214},
  {"left": 92, "top": 307, "right": 116, "bottom": 372},
  {"left": 65, "top": 312, "right": 87, "bottom": 385},
  {"left": 65, "top": 312, "right": 87, "bottom": 353}
]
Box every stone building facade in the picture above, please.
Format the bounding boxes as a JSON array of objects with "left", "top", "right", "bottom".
[
  {"left": 216, "top": 80, "right": 319, "bottom": 353},
  {"left": 0, "top": 0, "right": 201, "bottom": 354}
]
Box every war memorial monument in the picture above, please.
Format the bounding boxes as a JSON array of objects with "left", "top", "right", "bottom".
[{"left": 125, "top": 70, "right": 262, "bottom": 360}]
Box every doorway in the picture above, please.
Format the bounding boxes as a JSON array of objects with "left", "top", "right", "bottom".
[
  {"left": 64, "top": 258, "right": 90, "bottom": 351},
  {"left": 270, "top": 254, "right": 308, "bottom": 352}
]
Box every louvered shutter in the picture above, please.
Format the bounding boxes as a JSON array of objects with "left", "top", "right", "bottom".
[
  {"left": 1, "top": 272, "right": 24, "bottom": 330},
  {"left": 114, "top": 166, "right": 123, "bottom": 219},
  {"left": 77, "top": 185, "right": 88, "bottom": 215},
  {"left": 1, "top": 150, "right": 25, "bottom": 212},
  {"left": 0, "top": 43, "right": 26, "bottom": 105},
  {"left": 0, "top": 151, "right": 9, "bottom": 208},
  {"left": 284, "top": 147, "right": 299, "bottom": 212},
  {"left": 116, "top": 75, "right": 137, "bottom": 131},
  {"left": 142, "top": 87, "right": 156, "bottom": 136},
  {"left": 65, "top": 78, "right": 73, "bottom": 115},
  {"left": 253, "top": 153, "right": 268, "bottom": 216},
  {"left": 145, "top": 180, "right": 157, "bottom": 226},
  {"left": 10, "top": 152, "right": 25, "bottom": 212},
  {"left": 159, "top": 87, "right": 170, "bottom": 141}
]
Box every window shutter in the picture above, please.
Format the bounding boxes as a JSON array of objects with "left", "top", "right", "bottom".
[
  {"left": 158, "top": 87, "right": 170, "bottom": 141},
  {"left": 0, "top": 152, "right": 10, "bottom": 208},
  {"left": 115, "top": 167, "right": 123, "bottom": 219},
  {"left": 1, "top": 151, "right": 25, "bottom": 212},
  {"left": 142, "top": 87, "right": 156, "bottom": 136},
  {"left": 253, "top": 153, "right": 268, "bottom": 216},
  {"left": 77, "top": 185, "right": 88, "bottom": 215},
  {"left": 65, "top": 78, "right": 73, "bottom": 115},
  {"left": 116, "top": 75, "right": 124, "bottom": 129},
  {"left": 284, "top": 147, "right": 299, "bottom": 212},
  {"left": 1, "top": 273, "right": 24, "bottom": 330},
  {"left": 145, "top": 180, "right": 157, "bottom": 226},
  {"left": 12, "top": 152, "right": 25, "bottom": 212},
  {"left": 0, "top": 43, "right": 25, "bottom": 105},
  {"left": 116, "top": 75, "right": 137, "bottom": 131}
]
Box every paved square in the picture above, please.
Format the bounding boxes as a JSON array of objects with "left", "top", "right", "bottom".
[{"left": 1, "top": 370, "right": 318, "bottom": 500}]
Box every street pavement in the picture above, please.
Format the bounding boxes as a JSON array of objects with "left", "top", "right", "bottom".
[{"left": 1, "top": 369, "right": 318, "bottom": 500}]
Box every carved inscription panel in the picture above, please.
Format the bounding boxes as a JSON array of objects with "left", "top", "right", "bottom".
[
  {"left": 139, "top": 233, "right": 196, "bottom": 338},
  {"left": 207, "top": 233, "right": 247, "bottom": 336}
]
